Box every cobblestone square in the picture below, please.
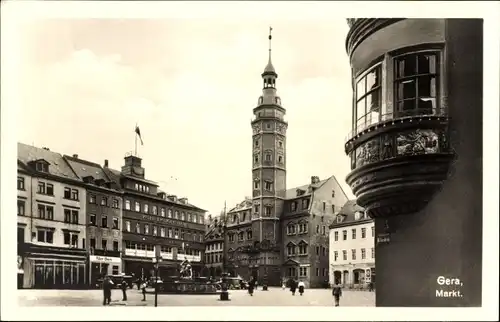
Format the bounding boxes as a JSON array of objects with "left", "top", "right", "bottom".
[{"left": 17, "top": 287, "right": 375, "bottom": 307}]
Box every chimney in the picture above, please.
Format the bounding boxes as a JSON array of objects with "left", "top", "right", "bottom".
[
  {"left": 311, "top": 176, "right": 320, "bottom": 184},
  {"left": 104, "top": 159, "right": 109, "bottom": 168},
  {"left": 73, "top": 154, "right": 78, "bottom": 158}
]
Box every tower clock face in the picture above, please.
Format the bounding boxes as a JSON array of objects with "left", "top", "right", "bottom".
[{"left": 132, "top": 167, "right": 144, "bottom": 176}]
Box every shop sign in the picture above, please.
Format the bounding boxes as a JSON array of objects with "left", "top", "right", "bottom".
[
  {"left": 377, "top": 233, "right": 391, "bottom": 245},
  {"left": 89, "top": 255, "right": 121, "bottom": 264}
]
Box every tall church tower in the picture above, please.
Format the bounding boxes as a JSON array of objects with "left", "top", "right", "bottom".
[{"left": 250, "top": 27, "right": 287, "bottom": 263}]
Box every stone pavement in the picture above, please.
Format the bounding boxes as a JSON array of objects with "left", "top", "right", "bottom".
[{"left": 17, "top": 287, "right": 375, "bottom": 307}]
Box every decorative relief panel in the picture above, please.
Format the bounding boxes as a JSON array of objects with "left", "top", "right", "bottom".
[
  {"left": 396, "top": 129, "right": 439, "bottom": 156},
  {"left": 355, "top": 138, "right": 380, "bottom": 168},
  {"left": 252, "top": 124, "right": 261, "bottom": 134},
  {"left": 350, "top": 128, "right": 449, "bottom": 170}
]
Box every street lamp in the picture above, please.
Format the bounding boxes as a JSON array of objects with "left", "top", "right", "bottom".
[
  {"left": 218, "top": 202, "right": 230, "bottom": 301},
  {"left": 153, "top": 245, "right": 162, "bottom": 307}
]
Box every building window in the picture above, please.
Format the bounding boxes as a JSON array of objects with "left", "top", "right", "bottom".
[
  {"left": 63, "top": 232, "right": 78, "bottom": 247},
  {"left": 112, "top": 217, "right": 119, "bottom": 230},
  {"left": 174, "top": 229, "right": 179, "bottom": 239},
  {"left": 101, "top": 197, "right": 107, "bottom": 206},
  {"left": 37, "top": 229, "right": 54, "bottom": 244},
  {"left": 265, "top": 206, "right": 272, "bottom": 215},
  {"left": 90, "top": 195, "right": 96, "bottom": 204},
  {"left": 125, "top": 221, "right": 130, "bottom": 232},
  {"left": 90, "top": 238, "right": 96, "bottom": 249},
  {"left": 265, "top": 153, "right": 271, "bottom": 161},
  {"left": 90, "top": 214, "right": 96, "bottom": 225},
  {"left": 316, "top": 246, "right": 320, "bottom": 255},
  {"left": 316, "top": 225, "right": 320, "bottom": 233},
  {"left": 323, "top": 268, "right": 328, "bottom": 277},
  {"left": 125, "top": 200, "right": 131, "bottom": 210},
  {"left": 302, "top": 199, "right": 309, "bottom": 209},
  {"left": 36, "top": 162, "right": 49, "bottom": 172},
  {"left": 334, "top": 251, "right": 338, "bottom": 261},
  {"left": 278, "top": 156, "right": 283, "bottom": 163},
  {"left": 180, "top": 230, "right": 185, "bottom": 239},
  {"left": 254, "top": 140, "right": 259, "bottom": 147},
  {"left": 316, "top": 268, "right": 320, "bottom": 276},
  {"left": 322, "top": 226, "right": 326, "bottom": 235},
  {"left": 360, "top": 228, "right": 366, "bottom": 238},
  {"left": 371, "top": 226, "right": 375, "bottom": 237},
  {"left": 38, "top": 204, "right": 53, "bottom": 220},
  {"left": 181, "top": 212, "right": 186, "bottom": 221},
  {"left": 37, "top": 182, "right": 54, "bottom": 195},
  {"left": 322, "top": 247, "right": 327, "bottom": 256},
  {"left": 152, "top": 225, "right": 158, "bottom": 236},
  {"left": 299, "top": 267, "right": 307, "bottom": 277},
  {"left": 113, "top": 241, "right": 119, "bottom": 251},
  {"left": 342, "top": 230, "right": 347, "bottom": 240},
  {"left": 278, "top": 141, "right": 283, "bottom": 148},
  {"left": 334, "top": 231, "right": 338, "bottom": 241},
  {"left": 287, "top": 244, "right": 296, "bottom": 256},
  {"left": 351, "top": 249, "right": 356, "bottom": 260},
  {"left": 192, "top": 214, "right": 197, "bottom": 223},
  {"left": 112, "top": 199, "right": 119, "bottom": 208},
  {"left": 286, "top": 224, "right": 296, "bottom": 235},
  {"left": 287, "top": 267, "right": 297, "bottom": 277},
  {"left": 135, "top": 202, "right": 140, "bottom": 212},
  {"left": 186, "top": 213, "right": 192, "bottom": 222},
  {"left": 168, "top": 209, "right": 172, "bottom": 218},
  {"left": 229, "top": 234, "right": 235, "bottom": 242},
  {"left": 175, "top": 211, "right": 179, "bottom": 219},
  {"left": 101, "top": 216, "right": 107, "bottom": 228},
  {"left": 323, "top": 202, "right": 326, "bottom": 211},
  {"left": 143, "top": 204, "right": 149, "bottom": 213},
  {"left": 102, "top": 239, "right": 108, "bottom": 250},
  {"left": 135, "top": 223, "right": 140, "bottom": 234},
  {"left": 254, "top": 154, "right": 259, "bottom": 163},
  {"left": 298, "top": 222, "right": 308, "bottom": 234},
  {"left": 17, "top": 177, "right": 25, "bottom": 190},
  {"left": 298, "top": 243, "right": 308, "bottom": 255},
  {"left": 17, "top": 226, "right": 24, "bottom": 243},
  {"left": 342, "top": 250, "right": 347, "bottom": 261},
  {"left": 265, "top": 181, "right": 273, "bottom": 191},
  {"left": 160, "top": 227, "right": 166, "bottom": 237},
  {"left": 63, "top": 209, "right": 78, "bottom": 224},
  {"left": 290, "top": 202, "right": 296, "bottom": 212},
  {"left": 332, "top": 205, "right": 335, "bottom": 213},
  {"left": 17, "top": 200, "right": 25, "bottom": 216},
  {"left": 371, "top": 247, "right": 375, "bottom": 258},
  {"left": 145, "top": 224, "right": 149, "bottom": 235},
  {"left": 361, "top": 248, "right": 366, "bottom": 259},
  {"left": 352, "top": 229, "right": 356, "bottom": 239},
  {"left": 332, "top": 190, "right": 335, "bottom": 198},
  {"left": 254, "top": 205, "right": 259, "bottom": 213},
  {"left": 354, "top": 65, "right": 382, "bottom": 133},
  {"left": 152, "top": 206, "right": 157, "bottom": 215},
  {"left": 238, "top": 232, "right": 244, "bottom": 241},
  {"left": 168, "top": 228, "right": 173, "bottom": 238},
  {"left": 395, "top": 52, "right": 439, "bottom": 117},
  {"left": 247, "top": 230, "right": 252, "bottom": 239}
]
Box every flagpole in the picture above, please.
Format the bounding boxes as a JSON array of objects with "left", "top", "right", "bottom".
[{"left": 135, "top": 123, "right": 138, "bottom": 157}]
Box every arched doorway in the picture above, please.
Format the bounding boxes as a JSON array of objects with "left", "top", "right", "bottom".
[
  {"left": 353, "top": 268, "right": 365, "bottom": 284},
  {"left": 342, "top": 270, "right": 349, "bottom": 285},
  {"left": 334, "top": 271, "right": 342, "bottom": 284}
]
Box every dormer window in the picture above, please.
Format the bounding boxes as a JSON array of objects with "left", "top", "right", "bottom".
[
  {"left": 258, "top": 96, "right": 263, "bottom": 105},
  {"left": 354, "top": 211, "right": 362, "bottom": 220},
  {"left": 35, "top": 161, "right": 49, "bottom": 173},
  {"left": 336, "top": 215, "right": 344, "bottom": 223},
  {"left": 296, "top": 189, "right": 305, "bottom": 196},
  {"left": 275, "top": 97, "right": 281, "bottom": 105}
]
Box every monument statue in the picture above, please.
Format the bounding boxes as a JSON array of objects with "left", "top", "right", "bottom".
[{"left": 179, "top": 256, "right": 193, "bottom": 279}]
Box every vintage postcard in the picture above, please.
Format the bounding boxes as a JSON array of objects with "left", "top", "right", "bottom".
[{"left": 1, "top": 1, "right": 498, "bottom": 321}]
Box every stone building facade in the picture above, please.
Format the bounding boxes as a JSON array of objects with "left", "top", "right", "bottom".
[{"left": 343, "top": 19, "right": 483, "bottom": 306}]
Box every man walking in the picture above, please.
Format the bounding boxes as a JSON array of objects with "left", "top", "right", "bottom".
[
  {"left": 141, "top": 280, "right": 147, "bottom": 301},
  {"left": 121, "top": 279, "right": 128, "bottom": 301},
  {"left": 332, "top": 282, "right": 342, "bottom": 307},
  {"left": 102, "top": 276, "right": 114, "bottom": 306}
]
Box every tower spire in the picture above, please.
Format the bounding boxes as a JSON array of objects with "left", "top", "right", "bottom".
[{"left": 268, "top": 26, "right": 273, "bottom": 63}]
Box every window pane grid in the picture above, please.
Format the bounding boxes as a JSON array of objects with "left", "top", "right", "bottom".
[{"left": 354, "top": 66, "right": 382, "bottom": 133}]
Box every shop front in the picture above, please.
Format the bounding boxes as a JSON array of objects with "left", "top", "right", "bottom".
[
  {"left": 22, "top": 243, "right": 87, "bottom": 289},
  {"left": 89, "top": 254, "right": 122, "bottom": 288}
]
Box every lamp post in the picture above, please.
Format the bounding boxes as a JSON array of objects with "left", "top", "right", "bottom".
[
  {"left": 219, "top": 201, "right": 230, "bottom": 301},
  {"left": 153, "top": 245, "right": 162, "bottom": 307}
]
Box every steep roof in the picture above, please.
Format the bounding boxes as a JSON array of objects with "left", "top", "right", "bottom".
[
  {"left": 17, "top": 142, "right": 80, "bottom": 180},
  {"left": 329, "top": 199, "right": 369, "bottom": 228},
  {"left": 283, "top": 177, "right": 330, "bottom": 200},
  {"left": 63, "top": 155, "right": 110, "bottom": 182}
]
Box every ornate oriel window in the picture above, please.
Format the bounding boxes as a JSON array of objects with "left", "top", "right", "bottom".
[
  {"left": 355, "top": 65, "right": 382, "bottom": 133},
  {"left": 394, "top": 51, "right": 439, "bottom": 117}
]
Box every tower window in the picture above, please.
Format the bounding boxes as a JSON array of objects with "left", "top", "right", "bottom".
[
  {"left": 254, "top": 181, "right": 260, "bottom": 189},
  {"left": 265, "top": 154, "right": 272, "bottom": 161},
  {"left": 278, "top": 156, "right": 283, "bottom": 163},
  {"left": 265, "top": 206, "right": 272, "bottom": 215},
  {"left": 265, "top": 181, "right": 273, "bottom": 191},
  {"left": 254, "top": 140, "right": 259, "bottom": 147},
  {"left": 254, "top": 155, "right": 259, "bottom": 163},
  {"left": 266, "top": 123, "right": 271, "bottom": 129},
  {"left": 278, "top": 141, "right": 283, "bottom": 148}
]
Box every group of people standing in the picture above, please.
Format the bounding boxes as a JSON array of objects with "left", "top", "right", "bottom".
[
  {"left": 102, "top": 276, "right": 148, "bottom": 305},
  {"left": 283, "top": 278, "right": 344, "bottom": 306}
]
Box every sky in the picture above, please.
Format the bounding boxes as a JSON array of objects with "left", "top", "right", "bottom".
[{"left": 16, "top": 15, "right": 354, "bottom": 217}]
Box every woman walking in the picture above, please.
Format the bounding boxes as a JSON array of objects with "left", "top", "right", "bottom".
[
  {"left": 247, "top": 276, "right": 255, "bottom": 296},
  {"left": 298, "top": 280, "right": 305, "bottom": 296},
  {"left": 290, "top": 279, "right": 297, "bottom": 296}
]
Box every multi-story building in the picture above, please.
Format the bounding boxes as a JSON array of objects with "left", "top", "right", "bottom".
[
  {"left": 203, "top": 215, "right": 224, "bottom": 277},
  {"left": 211, "top": 30, "right": 349, "bottom": 287},
  {"left": 64, "top": 155, "right": 123, "bottom": 286},
  {"left": 105, "top": 153, "right": 206, "bottom": 280},
  {"left": 343, "top": 19, "right": 482, "bottom": 306},
  {"left": 17, "top": 143, "right": 87, "bottom": 289},
  {"left": 328, "top": 200, "right": 374, "bottom": 289}
]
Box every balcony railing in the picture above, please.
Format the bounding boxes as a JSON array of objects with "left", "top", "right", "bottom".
[{"left": 345, "top": 108, "right": 446, "bottom": 143}]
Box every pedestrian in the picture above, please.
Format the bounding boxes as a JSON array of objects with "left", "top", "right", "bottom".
[
  {"left": 290, "top": 279, "right": 297, "bottom": 296},
  {"left": 247, "top": 276, "right": 255, "bottom": 296},
  {"left": 121, "top": 279, "right": 128, "bottom": 301},
  {"left": 298, "top": 280, "right": 305, "bottom": 296},
  {"left": 136, "top": 278, "right": 141, "bottom": 290},
  {"left": 141, "top": 280, "right": 147, "bottom": 301},
  {"left": 368, "top": 281, "right": 374, "bottom": 292},
  {"left": 282, "top": 279, "right": 286, "bottom": 290},
  {"left": 102, "top": 276, "right": 113, "bottom": 306},
  {"left": 332, "top": 282, "right": 342, "bottom": 307}
]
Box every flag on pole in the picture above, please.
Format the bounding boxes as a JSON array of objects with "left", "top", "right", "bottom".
[{"left": 135, "top": 125, "right": 144, "bottom": 145}]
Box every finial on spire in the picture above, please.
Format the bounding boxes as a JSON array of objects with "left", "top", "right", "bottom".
[{"left": 268, "top": 26, "right": 273, "bottom": 61}]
